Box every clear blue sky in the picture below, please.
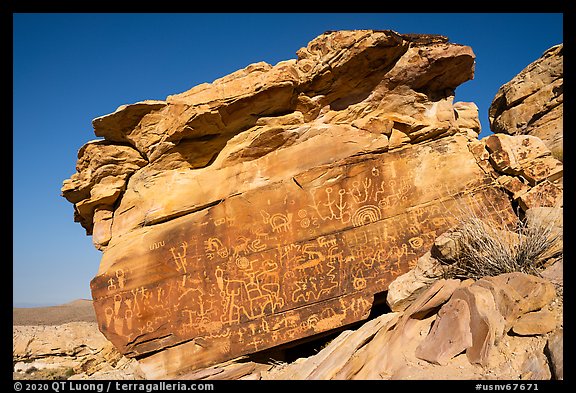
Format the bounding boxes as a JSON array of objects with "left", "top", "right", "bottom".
[{"left": 12, "top": 13, "right": 563, "bottom": 307}]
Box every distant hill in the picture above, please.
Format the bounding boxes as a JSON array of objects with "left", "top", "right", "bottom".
[{"left": 13, "top": 299, "right": 97, "bottom": 326}]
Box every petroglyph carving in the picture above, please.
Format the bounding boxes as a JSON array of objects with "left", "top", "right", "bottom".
[
  {"left": 107, "top": 278, "right": 117, "bottom": 292},
  {"left": 82, "top": 99, "right": 516, "bottom": 376},
  {"left": 219, "top": 257, "right": 283, "bottom": 325},
  {"left": 169, "top": 242, "right": 188, "bottom": 273},
  {"left": 115, "top": 269, "right": 126, "bottom": 289},
  {"left": 351, "top": 178, "right": 372, "bottom": 204},
  {"left": 261, "top": 210, "right": 293, "bottom": 233},
  {"left": 149, "top": 241, "right": 165, "bottom": 250},
  {"left": 317, "top": 235, "right": 337, "bottom": 248},
  {"left": 352, "top": 205, "right": 382, "bottom": 227},
  {"left": 408, "top": 236, "right": 424, "bottom": 249},
  {"left": 297, "top": 209, "right": 311, "bottom": 228},
  {"left": 270, "top": 213, "right": 292, "bottom": 233},
  {"left": 204, "top": 237, "right": 229, "bottom": 259}
]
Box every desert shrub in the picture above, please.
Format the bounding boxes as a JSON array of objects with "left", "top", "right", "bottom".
[
  {"left": 441, "top": 194, "right": 562, "bottom": 280},
  {"left": 25, "top": 366, "right": 38, "bottom": 374},
  {"left": 551, "top": 147, "right": 563, "bottom": 162}
]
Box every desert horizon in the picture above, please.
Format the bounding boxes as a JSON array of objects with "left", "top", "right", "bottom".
[{"left": 13, "top": 299, "right": 96, "bottom": 326}]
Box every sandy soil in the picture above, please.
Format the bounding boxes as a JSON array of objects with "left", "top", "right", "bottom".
[{"left": 13, "top": 299, "right": 97, "bottom": 326}]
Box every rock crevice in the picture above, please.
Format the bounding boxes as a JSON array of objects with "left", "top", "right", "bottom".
[{"left": 61, "top": 30, "right": 563, "bottom": 379}]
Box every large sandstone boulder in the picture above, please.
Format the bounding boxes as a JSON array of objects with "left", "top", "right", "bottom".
[
  {"left": 489, "top": 44, "right": 563, "bottom": 159},
  {"left": 62, "top": 30, "right": 561, "bottom": 378}
]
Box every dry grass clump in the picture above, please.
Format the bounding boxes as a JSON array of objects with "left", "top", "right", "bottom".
[{"left": 441, "top": 195, "right": 562, "bottom": 280}]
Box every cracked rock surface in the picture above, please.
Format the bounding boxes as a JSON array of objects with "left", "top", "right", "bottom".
[{"left": 61, "top": 30, "right": 563, "bottom": 378}]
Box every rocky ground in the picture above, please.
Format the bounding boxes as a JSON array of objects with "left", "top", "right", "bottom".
[{"left": 12, "top": 301, "right": 143, "bottom": 380}]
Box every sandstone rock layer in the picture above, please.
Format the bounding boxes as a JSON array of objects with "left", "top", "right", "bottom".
[
  {"left": 489, "top": 44, "right": 563, "bottom": 158},
  {"left": 62, "top": 30, "right": 562, "bottom": 378}
]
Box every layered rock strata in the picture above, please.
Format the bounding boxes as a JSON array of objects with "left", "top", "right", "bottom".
[
  {"left": 489, "top": 44, "right": 563, "bottom": 159},
  {"left": 62, "top": 30, "right": 562, "bottom": 378}
]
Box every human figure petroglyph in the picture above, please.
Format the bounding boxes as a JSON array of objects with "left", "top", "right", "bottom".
[
  {"left": 219, "top": 257, "right": 283, "bottom": 325},
  {"left": 104, "top": 306, "right": 114, "bottom": 328},
  {"left": 136, "top": 286, "right": 151, "bottom": 302},
  {"left": 113, "top": 294, "right": 122, "bottom": 316},
  {"left": 115, "top": 269, "right": 126, "bottom": 289},
  {"left": 124, "top": 309, "right": 133, "bottom": 331},
  {"left": 236, "top": 327, "right": 247, "bottom": 342},
  {"left": 351, "top": 177, "right": 372, "bottom": 204},
  {"left": 215, "top": 266, "right": 225, "bottom": 295},
  {"left": 107, "top": 278, "right": 117, "bottom": 292},
  {"left": 169, "top": 241, "right": 188, "bottom": 274}
]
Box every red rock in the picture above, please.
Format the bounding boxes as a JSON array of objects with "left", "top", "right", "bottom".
[
  {"left": 518, "top": 180, "right": 563, "bottom": 211},
  {"left": 450, "top": 284, "right": 505, "bottom": 366},
  {"left": 474, "top": 278, "right": 524, "bottom": 332},
  {"left": 497, "top": 175, "right": 531, "bottom": 200},
  {"left": 415, "top": 297, "right": 473, "bottom": 365},
  {"left": 520, "top": 156, "right": 563, "bottom": 186}
]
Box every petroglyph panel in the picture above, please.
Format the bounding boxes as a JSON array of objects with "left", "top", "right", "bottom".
[{"left": 91, "top": 136, "right": 517, "bottom": 369}]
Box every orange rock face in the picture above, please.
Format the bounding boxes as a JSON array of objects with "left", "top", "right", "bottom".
[
  {"left": 90, "top": 135, "right": 513, "bottom": 371},
  {"left": 62, "top": 30, "right": 548, "bottom": 378},
  {"left": 489, "top": 44, "right": 563, "bottom": 157}
]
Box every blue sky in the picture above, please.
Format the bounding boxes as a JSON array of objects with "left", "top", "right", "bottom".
[{"left": 12, "top": 13, "right": 563, "bottom": 307}]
